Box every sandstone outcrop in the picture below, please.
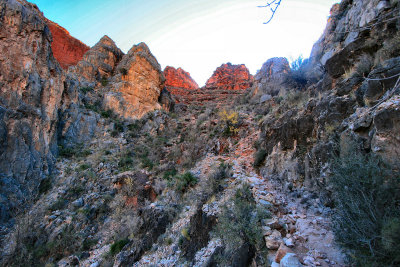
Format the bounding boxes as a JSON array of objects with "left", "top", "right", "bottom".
[
  {"left": 104, "top": 42, "right": 166, "bottom": 119},
  {"left": 205, "top": 63, "right": 253, "bottom": 90},
  {"left": 46, "top": 19, "right": 90, "bottom": 70},
  {"left": 71, "top": 35, "right": 124, "bottom": 84},
  {"left": 0, "top": 0, "right": 67, "bottom": 224},
  {"left": 164, "top": 66, "right": 199, "bottom": 90}
]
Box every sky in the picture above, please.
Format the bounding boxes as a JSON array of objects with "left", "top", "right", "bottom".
[{"left": 30, "top": 0, "right": 339, "bottom": 86}]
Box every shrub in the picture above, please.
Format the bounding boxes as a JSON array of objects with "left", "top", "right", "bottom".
[
  {"left": 80, "top": 87, "right": 94, "bottom": 94},
  {"left": 101, "top": 77, "right": 109, "bottom": 86},
  {"left": 101, "top": 109, "right": 113, "bottom": 118},
  {"left": 174, "top": 172, "right": 198, "bottom": 192},
  {"left": 213, "top": 184, "right": 269, "bottom": 264},
  {"left": 330, "top": 151, "right": 400, "bottom": 266},
  {"left": 38, "top": 177, "right": 52, "bottom": 195},
  {"left": 110, "top": 238, "right": 129, "bottom": 256},
  {"left": 253, "top": 149, "right": 267, "bottom": 168},
  {"left": 120, "top": 68, "right": 128, "bottom": 76},
  {"left": 118, "top": 155, "right": 134, "bottom": 171},
  {"left": 78, "top": 164, "right": 91, "bottom": 171},
  {"left": 48, "top": 198, "right": 67, "bottom": 212},
  {"left": 289, "top": 55, "right": 309, "bottom": 87},
  {"left": 219, "top": 109, "right": 239, "bottom": 136}
]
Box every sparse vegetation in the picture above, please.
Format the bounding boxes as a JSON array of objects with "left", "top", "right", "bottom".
[
  {"left": 219, "top": 109, "right": 240, "bottom": 136},
  {"left": 253, "top": 149, "right": 267, "bottom": 168},
  {"left": 110, "top": 238, "right": 129, "bottom": 256},
  {"left": 80, "top": 87, "right": 94, "bottom": 94},
  {"left": 213, "top": 184, "right": 269, "bottom": 265},
  {"left": 331, "top": 150, "right": 400, "bottom": 266}
]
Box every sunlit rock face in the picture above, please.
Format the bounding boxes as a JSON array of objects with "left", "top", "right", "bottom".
[
  {"left": 0, "top": 0, "right": 68, "bottom": 224},
  {"left": 164, "top": 66, "right": 199, "bottom": 104},
  {"left": 46, "top": 19, "right": 90, "bottom": 70},
  {"left": 71, "top": 35, "right": 124, "bottom": 83},
  {"left": 104, "top": 42, "right": 166, "bottom": 119},
  {"left": 205, "top": 63, "right": 253, "bottom": 90},
  {"left": 164, "top": 66, "right": 199, "bottom": 90}
]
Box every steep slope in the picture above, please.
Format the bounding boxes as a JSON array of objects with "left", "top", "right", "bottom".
[{"left": 46, "top": 19, "right": 90, "bottom": 70}]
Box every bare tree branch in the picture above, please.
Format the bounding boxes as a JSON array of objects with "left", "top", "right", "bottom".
[{"left": 258, "top": 0, "right": 283, "bottom": 24}]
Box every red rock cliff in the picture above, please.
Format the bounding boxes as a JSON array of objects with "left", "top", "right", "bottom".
[
  {"left": 164, "top": 66, "right": 199, "bottom": 90},
  {"left": 46, "top": 19, "right": 90, "bottom": 70},
  {"left": 205, "top": 63, "right": 253, "bottom": 90}
]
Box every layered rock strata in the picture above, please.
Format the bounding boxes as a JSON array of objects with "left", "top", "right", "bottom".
[{"left": 205, "top": 63, "right": 253, "bottom": 90}]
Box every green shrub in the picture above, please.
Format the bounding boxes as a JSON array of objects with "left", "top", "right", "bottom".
[
  {"left": 78, "top": 164, "right": 91, "bottom": 171},
  {"left": 48, "top": 198, "right": 67, "bottom": 211},
  {"left": 331, "top": 151, "right": 400, "bottom": 266},
  {"left": 114, "top": 121, "right": 124, "bottom": 133},
  {"left": 118, "top": 155, "right": 134, "bottom": 171},
  {"left": 110, "top": 238, "right": 129, "bottom": 256},
  {"left": 101, "top": 77, "right": 109, "bottom": 86},
  {"left": 140, "top": 156, "right": 154, "bottom": 170},
  {"left": 82, "top": 238, "right": 98, "bottom": 251},
  {"left": 80, "top": 87, "right": 94, "bottom": 94},
  {"left": 38, "top": 177, "right": 52, "bottom": 195},
  {"left": 163, "top": 168, "right": 177, "bottom": 180},
  {"left": 253, "top": 149, "right": 267, "bottom": 168},
  {"left": 213, "top": 184, "right": 269, "bottom": 264},
  {"left": 101, "top": 109, "right": 113, "bottom": 118},
  {"left": 175, "top": 172, "right": 198, "bottom": 192}
]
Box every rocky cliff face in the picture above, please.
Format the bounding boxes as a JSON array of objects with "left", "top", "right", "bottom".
[
  {"left": 0, "top": 0, "right": 69, "bottom": 225},
  {"left": 71, "top": 35, "right": 124, "bottom": 84},
  {"left": 104, "top": 42, "right": 167, "bottom": 119},
  {"left": 46, "top": 19, "right": 90, "bottom": 70},
  {"left": 164, "top": 66, "right": 199, "bottom": 90},
  {"left": 205, "top": 63, "right": 253, "bottom": 90},
  {"left": 252, "top": 0, "right": 400, "bottom": 204}
]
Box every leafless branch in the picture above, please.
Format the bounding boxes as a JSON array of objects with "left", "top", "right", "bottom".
[{"left": 258, "top": 0, "right": 283, "bottom": 24}]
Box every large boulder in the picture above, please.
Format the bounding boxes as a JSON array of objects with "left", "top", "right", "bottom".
[{"left": 103, "top": 42, "right": 166, "bottom": 119}]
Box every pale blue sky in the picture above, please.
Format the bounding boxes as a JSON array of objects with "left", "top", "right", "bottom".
[{"left": 31, "top": 0, "right": 338, "bottom": 85}]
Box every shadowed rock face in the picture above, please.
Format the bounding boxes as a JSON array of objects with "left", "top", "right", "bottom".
[
  {"left": 46, "top": 19, "right": 90, "bottom": 70},
  {"left": 205, "top": 63, "right": 253, "bottom": 90},
  {"left": 71, "top": 35, "right": 124, "bottom": 83},
  {"left": 164, "top": 66, "right": 199, "bottom": 90},
  {"left": 0, "top": 0, "right": 68, "bottom": 224},
  {"left": 104, "top": 42, "right": 166, "bottom": 119},
  {"left": 252, "top": 57, "right": 291, "bottom": 97}
]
